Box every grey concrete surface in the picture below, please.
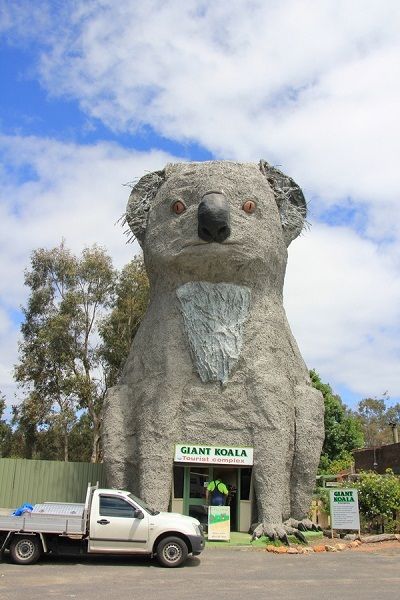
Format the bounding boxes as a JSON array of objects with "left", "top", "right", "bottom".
[{"left": 1, "top": 547, "right": 400, "bottom": 600}]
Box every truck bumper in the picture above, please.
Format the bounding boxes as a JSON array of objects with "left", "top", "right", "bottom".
[{"left": 188, "top": 534, "right": 205, "bottom": 555}]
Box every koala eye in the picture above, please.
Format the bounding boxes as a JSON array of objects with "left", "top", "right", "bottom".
[
  {"left": 242, "top": 200, "right": 256, "bottom": 214},
  {"left": 172, "top": 200, "right": 186, "bottom": 215}
]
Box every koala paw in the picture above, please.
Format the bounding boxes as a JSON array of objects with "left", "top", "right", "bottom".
[
  {"left": 285, "top": 517, "right": 322, "bottom": 533},
  {"left": 252, "top": 518, "right": 322, "bottom": 545},
  {"left": 252, "top": 522, "right": 291, "bottom": 545}
]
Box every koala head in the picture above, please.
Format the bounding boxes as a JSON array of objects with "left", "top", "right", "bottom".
[{"left": 125, "top": 161, "right": 307, "bottom": 286}]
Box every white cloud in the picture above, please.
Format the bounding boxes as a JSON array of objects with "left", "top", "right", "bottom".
[
  {"left": 1, "top": 1, "right": 400, "bottom": 405},
  {"left": 285, "top": 224, "right": 400, "bottom": 398},
  {"left": 4, "top": 0, "right": 394, "bottom": 241},
  {"left": 0, "top": 134, "right": 176, "bottom": 405},
  {"left": 0, "top": 135, "right": 174, "bottom": 303}
]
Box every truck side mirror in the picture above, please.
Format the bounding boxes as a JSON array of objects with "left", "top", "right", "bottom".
[{"left": 133, "top": 509, "right": 144, "bottom": 519}]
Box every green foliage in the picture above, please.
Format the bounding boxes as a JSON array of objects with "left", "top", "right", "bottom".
[
  {"left": 310, "top": 370, "right": 364, "bottom": 474},
  {"left": 319, "top": 453, "right": 355, "bottom": 475},
  {"left": 355, "top": 395, "right": 400, "bottom": 447},
  {"left": 10, "top": 244, "right": 150, "bottom": 462},
  {"left": 355, "top": 470, "right": 400, "bottom": 532},
  {"left": 0, "top": 392, "right": 13, "bottom": 457},
  {"left": 15, "top": 242, "right": 115, "bottom": 462},
  {"left": 383, "top": 516, "right": 400, "bottom": 534},
  {"left": 10, "top": 395, "right": 50, "bottom": 458},
  {"left": 385, "top": 404, "right": 400, "bottom": 428},
  {"left": 99, "top": 258, "right": 149, "bottom": 387},
  {"left": 68, "top": 414, "right": 95, "bottom": 463},
  {"left": 314, "top": 487, "right": 331, "bottom": 515}
]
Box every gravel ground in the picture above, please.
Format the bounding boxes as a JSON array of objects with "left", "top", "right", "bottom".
[{"left": 1, "top": 543, "right": 400, "bottom": 600}]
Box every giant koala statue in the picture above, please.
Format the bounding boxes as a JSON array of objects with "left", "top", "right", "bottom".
[{"left": 103, "top": 160, "right": 324, "bottom": 542}]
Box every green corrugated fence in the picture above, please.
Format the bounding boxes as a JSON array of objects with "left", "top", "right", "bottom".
[{"left": 0, "top": 458, "right": 106, "bottom": 508}]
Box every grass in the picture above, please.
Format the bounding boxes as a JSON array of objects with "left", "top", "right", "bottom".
[
  {"left": 206, "top": 531, "right": 253, "bottom": 548},
  {"left": 205, "top": 530, "right": 323, "bottom": 549}
]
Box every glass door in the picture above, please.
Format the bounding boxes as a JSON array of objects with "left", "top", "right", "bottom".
[{"left": 183, "top": 466, "right": 211, "bottom": 528}]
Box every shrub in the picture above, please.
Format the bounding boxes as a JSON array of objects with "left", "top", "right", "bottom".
[{"left": 356, "top": 470, "right": 400, "bottom": 533}]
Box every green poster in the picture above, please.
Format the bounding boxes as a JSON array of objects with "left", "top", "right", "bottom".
[{"left": 208, "top": 506, "right": 230, "bottom": 541}]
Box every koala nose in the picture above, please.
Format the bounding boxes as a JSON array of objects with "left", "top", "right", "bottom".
[{"left": 198, "top": 193, "right": 231, "bottom": 243}]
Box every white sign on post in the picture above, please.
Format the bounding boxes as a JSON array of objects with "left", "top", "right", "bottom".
[{"left": 329, "top": 488, "right": 360, "bottom": 531}]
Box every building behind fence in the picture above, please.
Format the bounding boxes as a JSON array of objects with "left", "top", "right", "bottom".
[{"left": 0, "top": 458, "right": 106, "bottom": 508}]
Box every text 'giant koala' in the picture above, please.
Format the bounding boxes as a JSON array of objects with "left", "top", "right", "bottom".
[{"left": 103, "top": 160, "right": 324, "bottom": 542}]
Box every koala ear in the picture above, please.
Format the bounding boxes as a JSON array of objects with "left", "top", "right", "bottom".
[
  {"left": 124, "top": 169, "right": 166, "bottom": 246},
  {"left": 259, "top": 159, "right": 307, "bottom": 246}
]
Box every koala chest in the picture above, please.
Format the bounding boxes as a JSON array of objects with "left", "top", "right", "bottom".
[{"left": 176, "top": 281, "right": 251, "bottom": 384}]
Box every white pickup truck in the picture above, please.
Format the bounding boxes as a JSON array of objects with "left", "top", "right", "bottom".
[{"left": 0, "top": 484, "right": 204, "bottom": 567}]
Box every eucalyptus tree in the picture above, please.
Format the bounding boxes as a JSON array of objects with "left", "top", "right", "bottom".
[
  {"left": 15, "top": 243, "right": 115, "bottom": 462},
  {"left": 0, "top": 392, "right": 12, "bottom": 457},
  {"left": 355, "top": 395, "right": 400, "bottom": 447},
  {"left": 99, "top": 257, "right": 149, "bottom": 388}
]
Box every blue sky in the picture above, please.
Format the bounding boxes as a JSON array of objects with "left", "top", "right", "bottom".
[
  {"left": 1, "top": 43, "right": 213, "bottom": 160},
  {"left": 0, "top": 0, "right": 399, "bottom": 415}
]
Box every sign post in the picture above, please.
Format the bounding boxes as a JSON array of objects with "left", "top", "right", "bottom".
[{"left": 329, "top": 488, "right": 360, "bottom": 538}]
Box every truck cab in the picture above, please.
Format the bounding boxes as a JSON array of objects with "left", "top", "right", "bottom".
[{"left": 88, "top": 489, "right": 204, "bottom": 565}]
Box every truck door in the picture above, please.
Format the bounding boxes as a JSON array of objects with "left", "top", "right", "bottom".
[{"left": 89, "top": 494, "right": 149, "bottom": 554}]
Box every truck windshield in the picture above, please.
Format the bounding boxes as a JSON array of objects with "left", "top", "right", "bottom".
[{"left": 128, "top": 493, "right": 160, "bottom": 516}]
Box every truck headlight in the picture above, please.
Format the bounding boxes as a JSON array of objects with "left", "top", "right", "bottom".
[{"left": 193, "top": 523, "right": 204, "bottom": 537}]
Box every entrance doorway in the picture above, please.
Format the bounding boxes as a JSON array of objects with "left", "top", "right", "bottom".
[
  {"left": 174, "top": 464, "right": 252, "bottom": 531},
  {"left": 185, "top": 466, "right": 209, "bottom": 528}
]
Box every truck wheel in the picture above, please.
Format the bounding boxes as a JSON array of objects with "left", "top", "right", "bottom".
[
  {"left": 156, "top": 536, "right": 188, "bottom": 568},
  {"left": 10, "top": 536, "right": 42, "bottom": 565}
]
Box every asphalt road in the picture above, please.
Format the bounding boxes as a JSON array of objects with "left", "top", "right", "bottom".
[{"left": 1, "top": 547, "right": 400, "bottom": 600}]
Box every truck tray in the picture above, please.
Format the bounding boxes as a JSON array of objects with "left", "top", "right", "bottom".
[
  {"left": 0, "top": 511, "right": 85, "bottom": 535},
  {"left": 33, "top": 503, "right": 85, "bottom": 517}
]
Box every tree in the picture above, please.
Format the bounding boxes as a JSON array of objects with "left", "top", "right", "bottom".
[
  {"left": 386, "top": 403, "right": 400, "bottom": 428},
  {"left": 10, "top": 393, "right": 50, "bottom": 459},
  {"left": 0, "top": 392, "right": 12, "bottom": 457},
  {"left": 68, "top": 414, "right": 95, "bottom": 463},
  {"left": 355, "top": 395, "right": 400, "bottom": 447},
  {"left": 99, "top": 257, "right": 149, "bottom": 388},
  {"left": 15, "top": 242, "right": 115, "bottom": 462},
  {"left": 310, "top": 370, "right": 364, "bottom": 473}
]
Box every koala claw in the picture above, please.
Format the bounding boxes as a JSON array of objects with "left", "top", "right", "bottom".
[
  {"left": 285, "top": 517, "right": 322, "bottom": 533},
  {"left": 252, "top": 522, "right": 291, "bottom": 545}
]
